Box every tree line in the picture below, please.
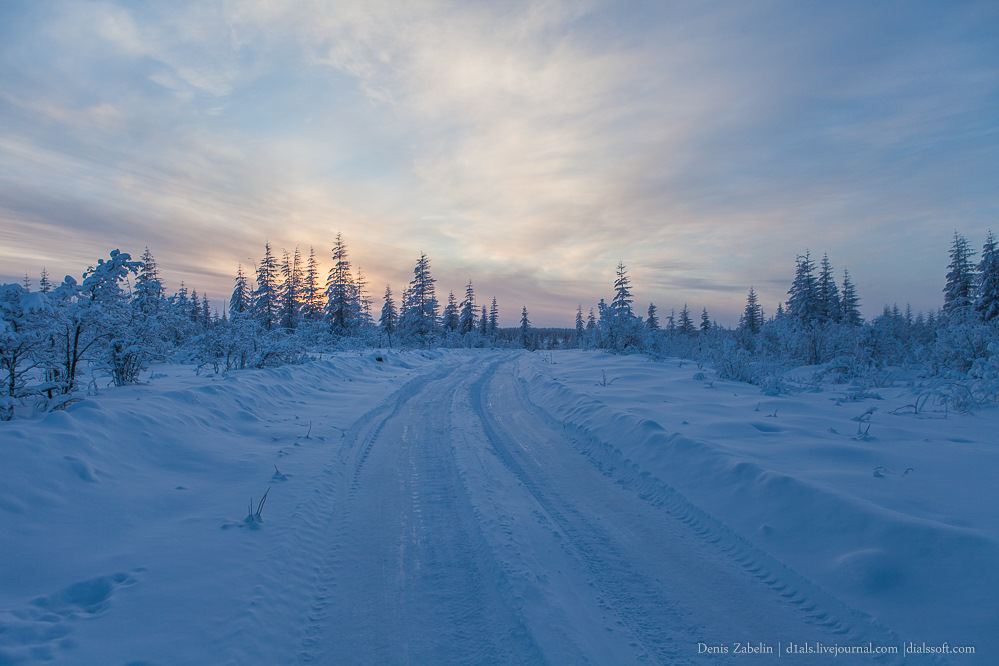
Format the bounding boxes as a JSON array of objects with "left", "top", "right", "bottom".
[
  {"left": 2, "top": 230, "right": 998, "bottom": 420},
  {"left": 228, "top": 233, "right": 506, "bottom": 347}
]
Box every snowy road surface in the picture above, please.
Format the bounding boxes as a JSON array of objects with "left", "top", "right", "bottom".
[
  {"left": 291, "top": 353, "right": 898, "bottom": 664},
  {"left": 3, "top": 349, "right": 995, "bottom": 664}
]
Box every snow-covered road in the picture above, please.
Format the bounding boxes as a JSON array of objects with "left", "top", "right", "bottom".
[
  {"left": 293, "top": 353, "right": 897, "bottom": 664},
  {"left": 298, "top": 357, "right": 538, "bottom": 663},
  {"left": 4, "top": 349, "right": 994, "bottom": 664}
]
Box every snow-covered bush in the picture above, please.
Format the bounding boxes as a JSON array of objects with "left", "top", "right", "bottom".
[
  {"left": 713, "top": 341, "right": 789, "bottom": 394},
  {"left": 39, "top": 251, "right": 145, "bottom": 395},
  {"left": 0, "top": 284, "right": 52, "bottom": 419},
  {"left": 192, "top": 315, "right": 308, "bottom": 374},
  {"left": 81, "top": 251, "right": 145, "bottom": 387},
  {"left": 930, "top": 322, "right": 997, "bottom": 376},
  {"left": 969, "top": 342, "right": 999, "bottom": 403}
]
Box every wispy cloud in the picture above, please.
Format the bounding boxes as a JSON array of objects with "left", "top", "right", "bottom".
[{"left": 1, "top": 0, "right": 996, "bottom": 323}]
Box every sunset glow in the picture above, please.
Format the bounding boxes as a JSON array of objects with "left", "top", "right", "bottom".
[{"left": 1, "top": 0, "right": 996, "bottom": 325}]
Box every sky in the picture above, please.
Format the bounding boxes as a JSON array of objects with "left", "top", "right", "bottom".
[{"left": 1, "top": 0, "right": 996, "bottom": 327}]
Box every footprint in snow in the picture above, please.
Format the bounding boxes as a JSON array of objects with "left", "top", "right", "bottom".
[
  {"left": 0, "top": 572, "right": 137, "bottom": 662},
  {"left": 63, "top": 456, "right": 98, "bottom": 482}
]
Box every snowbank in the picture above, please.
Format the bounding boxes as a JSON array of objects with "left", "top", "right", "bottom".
[
  {"left": 0, "top": 350, "right": 452, "bottom": 664},
  {"left": 517, "top": 350, "right": 999, "bottom": 658}
]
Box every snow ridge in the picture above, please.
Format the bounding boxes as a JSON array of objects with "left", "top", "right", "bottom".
[
  {"left": 515, "top": 352, "right": 996, "bottom": 662},
  {"left": 469, "top": 358, "right": 695, "bottom": 664}
]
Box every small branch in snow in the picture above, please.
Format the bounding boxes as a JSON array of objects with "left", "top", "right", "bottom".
[
  {"left": 247, "top": 487, "right": 270, "bottom": 523},
  {"left": 852, "top": 407, "right": 877, "bottom": 422},
  {"left": 596, "top": 370, "right": 619, "bottom": 387},
  {"left": 874, "top": 466, "right": 913, "bottom": 478}
]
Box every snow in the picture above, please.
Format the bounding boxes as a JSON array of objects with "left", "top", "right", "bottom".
[
  {"left": 521, "top": 352, "right": 999, "bottom": 659},
  {"left": 1, "top": 349, "right": 995, "bottom": 663}
]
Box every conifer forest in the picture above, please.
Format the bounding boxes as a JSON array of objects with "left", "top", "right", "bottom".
[{"left": 3, "top": 230, "right": 998, "bottom": 420}]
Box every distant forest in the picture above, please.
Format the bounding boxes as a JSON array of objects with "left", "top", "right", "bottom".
[{"left": 2, "top": 230, "right": 997, "bottom": 420}]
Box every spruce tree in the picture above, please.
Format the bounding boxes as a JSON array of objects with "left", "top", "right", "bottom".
[
  {"left": 480, "top": 305, "right": 488, "bottom": 335},
  {"left": 134, "top": 247, "right": 165, "bottom": 315},
  {"left": 739, "top": 287, "right": 763, "bottom": 334},
  {"left": 301, "top": 247, "right": 322, "bottom": 321},
  {"left": 575, "top": 305, "right": 585, "bottom": 337},
  {"left": 39, "top": 268, "right": 52, "bottom": 294},
  {"left": 459, "top": 281, "right": 476, "bottom": 334},
  {"left": 678, "top": 303, "right": 694, "bottom": 335},
  {"left": 173, "top": 281, "right": 190, "bottom": 319},
  {"left": 279, "top": 248, "right": 303, "bottom": 330},
  {"left": 292, "top": 247, "right": 304, "bottom": 320},
  {"left": 786, "top": 251, "right": 819, "bottom": 322},
  {"left": 379, "top": 284, "right": 397, "bottom": 346},
  {"left": 229, "top": 264, "right": 252, "bottom": 316},
  {"left": 252, "top": 243, "right": 279, "bottom": 330},
  {"left": 190, "top": 289, "right": 201, "bottom": 326},
  {"left": 645, "top": 303, "right": 659, "bottom": 331},
  {"left": 519, "top": 306, "right": 531, "bottom": 348},
  {"left": 401, "top": 253, "right": 438, "bottom": 340},
  {"left": 840, "top": 269, "right": 862, "bottom": 325},
  {"left": 606, "top": 263, "right": 640, "bottom": 349},
  {"left": 943, "top": 231, "right": 976, "bottom": 318},
  {"left": 596, "top": 298, "right": 609, "bottom": 338},
  {"left": 817, "top": 253, "right": 841, "bottom": 322},
  {"left": 443, "top": 291, "right": 460, "bottom": 331},
  {"left": 488, "top": 297, "right": 499, "bottom": 334},
  {"left": 611, "top": 262, "right": 635, "bottom": 322},
  {"left": 976, "top": 230, "right": 999, "bottom": 323},
  {"left": 700, "top": 307, "right": 711, "bottom": 333},
  {"left": 325, "top": 233, "right": 356, "bottom": 334}
]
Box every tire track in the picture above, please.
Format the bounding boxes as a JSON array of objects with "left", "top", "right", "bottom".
[
  {"left": 297, "top": 356, "right": 542, "bottom": 665},
  {"left": 503, "top": 357, "right": 907, "bottom": 663},
  {"left": 295, "top": 360, "right": 462, "bottom": 663},
  {"left": 469, "top": 358, "right": 694, "bottom": 664}
]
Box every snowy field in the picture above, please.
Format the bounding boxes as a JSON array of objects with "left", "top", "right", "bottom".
[{"left": 1, "top": 349, "right": 995, "bottom": 664}]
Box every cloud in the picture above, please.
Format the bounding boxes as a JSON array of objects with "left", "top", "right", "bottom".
[{"left": 1, "top": 0, "right": 996, "bottom": 325}]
